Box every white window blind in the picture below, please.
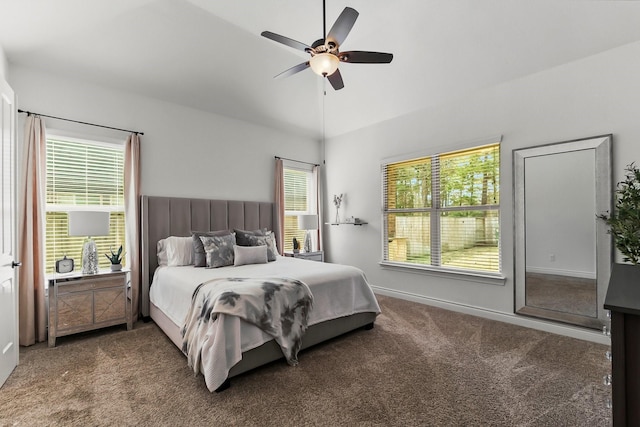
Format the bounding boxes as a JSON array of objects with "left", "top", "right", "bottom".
[
  {"left": 382, "top": 142, "right": 501, "bottom": 274},
  {"left": 45, "top": 137, "right": 126, "bottom": 273},
  {"left": 283, "top": 167, "right": 314, "bottom": 251}
]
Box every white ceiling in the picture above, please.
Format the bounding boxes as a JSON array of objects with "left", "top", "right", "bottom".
[{"left": 2, "top": 0, "right": 640, "bottom": 139}]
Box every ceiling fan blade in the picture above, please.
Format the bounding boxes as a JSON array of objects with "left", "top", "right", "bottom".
[
  {"left": 339, "top": 51, "right": 394, "bottom": 64},
  {"left": 327, "top": 68, "right": 344, "bottom": 90},
  {"left": 261, "top": 31, "right": 311, "bottom": 53},
  {"left": 274, "top": 62, "right": 310, "bottom": 79},
  {"left": 326, "top": 7, "right": 359, "bottom": 47}
]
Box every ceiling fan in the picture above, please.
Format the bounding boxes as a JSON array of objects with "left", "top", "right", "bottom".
[{"left": 261, "top": 0, "right": 393, "bottom": 90}]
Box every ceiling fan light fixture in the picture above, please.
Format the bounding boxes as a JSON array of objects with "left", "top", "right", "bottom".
[{"left": 309, "top": 53, "right": 339, "bottom": 76}]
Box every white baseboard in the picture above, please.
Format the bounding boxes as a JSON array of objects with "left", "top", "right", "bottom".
[
  {"left": 525, "top": 266, "right": 596, "bottom": 280},
  {"left": 371, "top": 285, "right": 609, "bottom": 345}
]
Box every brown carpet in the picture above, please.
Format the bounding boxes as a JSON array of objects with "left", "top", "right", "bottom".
[{"left": 0, "top": 295, "right": 611, "bottom": 426}]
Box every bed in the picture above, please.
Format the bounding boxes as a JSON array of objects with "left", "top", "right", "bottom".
[{"left": 141, "top": 196, "right": 380, "bottom": 391}]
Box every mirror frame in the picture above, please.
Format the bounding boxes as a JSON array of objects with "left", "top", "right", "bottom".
[{"left": 514, "top": 134, "right": 612, "bottom": 329}]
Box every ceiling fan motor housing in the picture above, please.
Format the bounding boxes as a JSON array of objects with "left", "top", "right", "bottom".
[{"left": 311, "top": 39, "right": 338, "bottom": 55}]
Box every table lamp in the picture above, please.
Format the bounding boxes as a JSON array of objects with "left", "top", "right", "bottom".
[
  {"left": 69, "top": 211, "right": 110, "bottom": 274},
  {"left": 298, "top": 214, "right": 318, "bottom": 253}
]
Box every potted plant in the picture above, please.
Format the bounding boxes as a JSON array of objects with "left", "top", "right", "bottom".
[
  {"left": 105, "top": 245, "right": 124, "bottom": 271},
  {"left": 597, "top": 163, "right": 640, "bottom": 264}
]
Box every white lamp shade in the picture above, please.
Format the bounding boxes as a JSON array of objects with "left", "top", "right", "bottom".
[
  {"left": 298, "top": 214, "right": 319, "bottom": 231},
  {"left": 68, "top": 211, "right": 110, "bottom": 237},
  {"left": 309, "top": 53, "right": 339, "bottom": 76}
]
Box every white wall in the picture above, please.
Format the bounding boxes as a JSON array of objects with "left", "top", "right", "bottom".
[
  {"left": 8, "top": 65, "right": 321, "bottom": 201},
  {"left": 0, "top": 44, "right": 7, "bottom": 80},
  {"left": 323, "top": 40, "right": 640, "bottom": 341}
]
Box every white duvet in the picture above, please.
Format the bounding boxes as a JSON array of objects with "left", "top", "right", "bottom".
[{"left": 149, "top": 256, "right": 381, "bottom": 390}]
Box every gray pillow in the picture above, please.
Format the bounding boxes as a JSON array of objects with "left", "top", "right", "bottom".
[
  {"left": 234, "top": 228, "right": 267, "bottom": 246},
  {"left": 192, "top": 230, "right": 232, "bottom": 267},
  {"left": 199, "top": 234, "right": 236, "bottom": 268},
  {"left": 244, "top": 233, "right": 278, "bottom": 262},
  {"left": 233, "top": 245, "right": 268, "bottom": 266}
]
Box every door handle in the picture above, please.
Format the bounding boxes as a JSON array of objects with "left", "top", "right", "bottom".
[{"left": 12, "top": 261, "right": 21, "bottom": 268}]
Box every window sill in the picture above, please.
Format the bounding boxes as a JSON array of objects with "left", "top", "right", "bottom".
[{"left": 379, "top": 261, "right": 506, "bottom": 286}]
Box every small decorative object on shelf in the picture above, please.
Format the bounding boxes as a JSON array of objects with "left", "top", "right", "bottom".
[
  {"left": 327, "top": 218, "right": 368, "bottom": 226},
  {"left": 105, "top": 245, "right": 124, "bottom": 271},
  {"left": 333, "top": 193, "right": 343, "bottom": 224},
  {"left": 292, "top": 238, "right": 300, "bottom": 254}
]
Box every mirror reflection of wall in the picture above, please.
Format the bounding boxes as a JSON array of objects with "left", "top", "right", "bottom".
[{"left": 524, "top": 150, "right": 597, "bottom": 318}]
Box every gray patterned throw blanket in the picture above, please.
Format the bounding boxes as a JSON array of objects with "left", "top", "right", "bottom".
[{"left": 181, "top": 277, "right": 313, "bottom": 391}]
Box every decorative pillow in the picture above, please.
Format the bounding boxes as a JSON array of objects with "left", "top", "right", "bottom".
[
  {"left": 234, "top": 228, "right": 267, "bottom": 246},
  {"left": 233, "top": 245, "right": 268, "bottom": 266},
  {"left": 199, "top": 234, "right": 236, "bottom": 268},
  {"left": 192, "top": 230, "right": 232, "bottom": 267},
  {"left": 268, "top": 231, "right": 279, "bottom": 256},
  {"left": 157, "top": 236, "right": 193, "bottom": 266},
  {"left": 157, "top": 239, "right": 168, "bottom": 266},
  {"left": 244, "top": 234, "right": 278, "bottom": 262}
]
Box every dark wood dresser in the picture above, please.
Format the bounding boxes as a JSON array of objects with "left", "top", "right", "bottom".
[{"left": 604, "top": 263, "right": 640, "bottom": 426}]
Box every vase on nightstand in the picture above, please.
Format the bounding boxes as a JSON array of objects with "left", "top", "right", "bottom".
[{"left": 111, "top": 263, "right": 122, "bottom": 271}]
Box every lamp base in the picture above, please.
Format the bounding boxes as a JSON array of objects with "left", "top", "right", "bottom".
[
  {"left": 304, "top": 231, "right": 312, "bottom": 253},
  {"left": 82, "top": 239, "right": 99, "bottom": 274}
]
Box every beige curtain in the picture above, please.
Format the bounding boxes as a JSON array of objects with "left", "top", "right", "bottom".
[
  {"left": 313, "top": 165, "right": 324, "bottom": 251},
  {"left": 124, "top": 134, "right": 141, "bottom": 320},
  {"left": 18, "top": 116, "right": 47, "bottom": 346},
  {"left": 274, "top": 158, "right": 285, "bottom": 255}
]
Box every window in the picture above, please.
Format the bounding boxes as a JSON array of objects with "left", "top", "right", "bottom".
[
  {"left": 283, "top": 165, "right": 316, "bottom": 252},
  {"left": 45, "top": 137, "right": 126, "bottom": 273},
  {"left": 382, "top": 142, "right": 500, "bottom": 275}
]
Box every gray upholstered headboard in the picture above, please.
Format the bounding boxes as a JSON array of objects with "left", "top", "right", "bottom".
[{"left": 140, "top": 195, "right": 275, "bottom": 317}]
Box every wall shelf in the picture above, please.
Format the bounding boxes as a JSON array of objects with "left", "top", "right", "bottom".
[{"left": 326, "top": 222, "right": 367, "bottom": 226}]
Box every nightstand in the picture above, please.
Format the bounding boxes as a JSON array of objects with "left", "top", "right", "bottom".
[
  {"left": 285, "top": 251, "right": 324, "bottom": 262},
  {"left": 48, "top": 270, "right": 132, "bottom": 347}
]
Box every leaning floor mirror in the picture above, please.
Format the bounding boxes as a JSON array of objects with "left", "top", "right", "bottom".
[{"left": 513, "top": 135, "right": 612, "bottom": 329}]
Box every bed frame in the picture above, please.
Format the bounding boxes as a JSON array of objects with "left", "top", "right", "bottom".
[{"left": 141, "top": 195, "right": 376, "bottom": 390}]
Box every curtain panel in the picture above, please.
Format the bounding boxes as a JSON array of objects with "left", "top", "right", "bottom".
[
  {"left": 18, "top": 116, "right": 47, "bottom": 346},
  {"left": 313, "top": 165, "right": 324, "bottom": 251},
  {"left": 274, "top": 159, "right": 285, "bottom": 255},
  {"left": 124, "top": 134, "right": 141, "bottom": 320}
]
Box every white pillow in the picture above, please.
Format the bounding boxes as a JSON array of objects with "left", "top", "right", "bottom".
[
  {"left": 157, "top": 239, "right": 169, "bottom": 266},
  {"left": 157, "top": 236, "right": 194, "bottom": 266},
  {"left": 233, "top": 245, "right": 268, "bottom": 266}
]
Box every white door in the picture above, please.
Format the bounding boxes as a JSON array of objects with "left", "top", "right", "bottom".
[{"left": 0, "top": 76, "right": 18, "bottom": 387}]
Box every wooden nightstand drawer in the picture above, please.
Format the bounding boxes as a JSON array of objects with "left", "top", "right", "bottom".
[{"left": 56, "top": 277, "right": 123, "bottom": 294}]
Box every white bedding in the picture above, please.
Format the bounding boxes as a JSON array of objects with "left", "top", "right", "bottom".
[{"left": 149, "top": 256, "right": 381, "bottom": 389}]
